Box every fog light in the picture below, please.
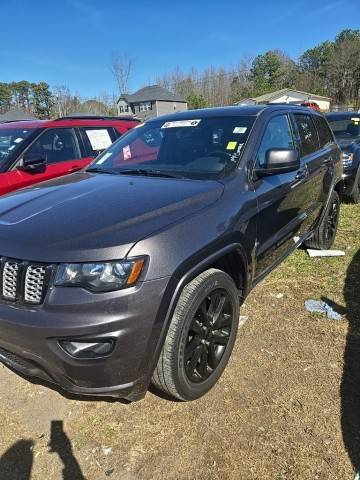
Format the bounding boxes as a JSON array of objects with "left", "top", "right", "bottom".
[{"left": 60, "top": 339, "right": 115, "bottom": 359}]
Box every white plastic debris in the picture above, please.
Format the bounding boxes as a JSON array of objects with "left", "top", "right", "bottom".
[
  {"left": 270, "top": 293, "right": 284, "bottom": 299},
  {"left": 307, "top": 249, "right": 345, "bottom": 257},
  {"left": 238, "top": 315, "right": 249, "bottom": 329},
  {"left": 305, "top": 299, "right": 343, "bottom": 321},
  {"left": 102, "top": 447, "right": 112, "bottom": 456}
]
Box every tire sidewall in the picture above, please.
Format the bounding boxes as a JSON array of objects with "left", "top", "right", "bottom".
[
  {"left": 174, "top": 271, "right": 240, "bottom": 401},
  {"left": 320, "top": 190, "right": 340, "bottom": 249}
]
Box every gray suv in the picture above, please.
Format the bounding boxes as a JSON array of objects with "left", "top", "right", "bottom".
[{"left": 0, "top": 105, "right": 342, "bottom": 401}]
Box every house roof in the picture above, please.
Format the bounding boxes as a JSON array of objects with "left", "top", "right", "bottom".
[
  {"left": 236, "top": 88, "right": 331, "bottom": 104},
  {"left": 118, "top": 85, "right": 186, "bottom": 104},
  {"left": 0, "top": 109, "right": 37, "bottom": 122}
]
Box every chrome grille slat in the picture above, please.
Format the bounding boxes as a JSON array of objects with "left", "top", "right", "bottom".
[
  {"left": 24, "top": 265, "right": 46, "bottom": 304},
  {"left": 2, "top": 261, "right": 19, "bottom": 300},
  {"left": 0, "top": 258, "right": 51, "bottom": 305}
]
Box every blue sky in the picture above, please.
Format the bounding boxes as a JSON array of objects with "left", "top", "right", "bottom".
[{"left": 0, "top": 0, "right": 359, "bottom": 98}]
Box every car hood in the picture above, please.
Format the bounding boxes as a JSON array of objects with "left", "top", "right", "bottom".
[{"left": 0, "top": 172, "right": 223, "bottom": 262}]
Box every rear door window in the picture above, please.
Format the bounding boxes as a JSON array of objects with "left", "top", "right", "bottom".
[
  {"left": 257, "top": 114, "right": 294, "bottom": 167},
  {"left": 294, "top": 114, "right": 319, "bottom": 156},
  {"left": 314, "top": 116, "right": 334, "bottom": 148},
  {"left": 81, "top": 127, "right": 117, "bottom": 156},
  {"left": 25, "top": 128, "right": 80, "bottom": 164}
]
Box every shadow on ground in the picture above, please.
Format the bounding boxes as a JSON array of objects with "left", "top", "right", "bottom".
[
  {"left": 0, "top": 420, "right": 84, "bottom": 480},
  {"left": 341, "top": 249, "right": 360, "bottom": 475},
  {"left": 325, "top": 248, "right": 360, "bottom": 476}
]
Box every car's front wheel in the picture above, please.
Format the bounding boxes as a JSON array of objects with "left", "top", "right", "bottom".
[{"left": 152, "top": 269, "right": 240, "bottom": 401}]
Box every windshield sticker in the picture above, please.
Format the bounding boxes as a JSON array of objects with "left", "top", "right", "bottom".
[
  {"left": 14, "top": 137, "right": 24, "bottom": 143},
  {"left": 96, "top": 152, "right": 112, "bottom": 164},
  {"left": 161, "top": 120, "right": 201, "bottom": 129},
  {"left": 85, "top": 129, "right": 112, "bottom": 151},
  {"left": 123, "top": 145, "right": 132, "bottom": 160},
  {"left": 233, "top": 127, "right": 247, "bottom": 134},
  {"left": 351, "top": 117, "right": 360, "bottom": 124},
  {"left": 226, "top": 141, "right": 238, "bottom": 150}
]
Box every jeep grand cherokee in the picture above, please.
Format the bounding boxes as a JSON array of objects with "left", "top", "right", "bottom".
[{"left": 0, "top": 105, "right": 342, "bottom": 401}]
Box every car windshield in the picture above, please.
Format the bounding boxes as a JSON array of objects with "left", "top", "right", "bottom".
[
  {"left": 0, "top": 127, "right": 35, "bottom": 165},
  {"left": 87, "top": 116, "right": 255, "bottom": 179},
  {"left": 328, "top": 116, "right": 360, "bottom": 142}
]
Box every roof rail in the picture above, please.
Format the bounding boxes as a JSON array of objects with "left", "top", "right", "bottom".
[
  {"left": 54, "top": 115, "right": 141, "bottom": 122},
  {"left": 0, "top": 119, "right": 38, "bottom": 123}
]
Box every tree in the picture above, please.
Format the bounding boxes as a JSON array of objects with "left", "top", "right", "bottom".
[
  {"left": 32, "top": 82, "right": 53, "bottom": 118},
  {"left": 250, "top": 50, "right": 297, "bottom": 95},
  {"left": 186, "top": 91, "right": 207, "bottom": 109},
  {"left": 0, "top": 83, "right": 12, "bottom": 113},
  {"left": 110, "top": 52, "right": 134, "bottom": 95}
]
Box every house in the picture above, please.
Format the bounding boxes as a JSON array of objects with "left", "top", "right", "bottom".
[
  {"left": 117, "top": 85, "right": 187, "bottom": 120},
  {"left": 0, "top": 109, "right": 37, "bottom": 122},
  {"left": 236, "top": 88, "right": 331, "bottom": 111}
]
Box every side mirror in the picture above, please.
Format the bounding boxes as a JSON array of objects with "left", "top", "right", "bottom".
[
  {"left": 255, "top": 148, "right": 300, "bottom": 177},
  {"left": 18, "top": 153, "right": 46, "bottom": 173}
]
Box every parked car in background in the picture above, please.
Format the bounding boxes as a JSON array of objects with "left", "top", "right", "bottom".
[
  {"left": 326, "top": 112, "right": 360, "bottom": 203},
  {"left": 300, "top": 101, "right": 320, "bottom": 112},
  {"left": 0, "top": 105, "right": 342, "bottom": 402},
  {"left": 0, "top": 115, "right": 140, "bottom": 195}
]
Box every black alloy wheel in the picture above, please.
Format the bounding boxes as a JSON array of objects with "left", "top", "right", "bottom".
[{"left": 184, "top": 289, "right": 234, "bottom": 383}]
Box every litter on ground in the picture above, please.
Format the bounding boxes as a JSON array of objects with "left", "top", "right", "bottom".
[
  {"left": 307, "top": 249, "right": 345, "bottom": 257},
  {"left": 305, "top": 299, "right": 343, "bottom": 321}
]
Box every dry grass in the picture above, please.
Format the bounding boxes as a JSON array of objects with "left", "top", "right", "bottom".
[{"left": 0, "top": 203, "right": 359, "bottom": 479}]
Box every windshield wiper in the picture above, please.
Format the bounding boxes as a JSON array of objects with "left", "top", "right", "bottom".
[
  {"left": 86, "top": 167, "right": 117, "bottom": 175},
  {"left": 117, "top": 168, "right": 180, "bottom": 178}
]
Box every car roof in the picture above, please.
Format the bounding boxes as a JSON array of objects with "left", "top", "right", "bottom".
[
  {"left": 0, "top": 116, "right": 140, "bottom": 130},
  {"left": 326, "top": 111, "right": 360, "bottom": 120},
  {"left": 147, "top": 104, "right": 317, "bottom": 123}
]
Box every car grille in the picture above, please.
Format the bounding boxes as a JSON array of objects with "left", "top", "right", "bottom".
[{"left": 0, "top": 258, "right": 53, "bottom": 305}]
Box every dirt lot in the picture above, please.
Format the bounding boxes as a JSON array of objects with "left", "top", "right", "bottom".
[{"left": 0, "top": 204, "right": 359, "bottom": 480}]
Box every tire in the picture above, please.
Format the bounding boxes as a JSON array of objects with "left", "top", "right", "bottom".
[
  {"left": 348, "top": 176, "right": 360, "bottom": 204},
  {"left": 152, "top": 268, "right": 240, "bottom": 401},
  {"left": 304, "top": 190, "right": 340, "bottom": 250}
]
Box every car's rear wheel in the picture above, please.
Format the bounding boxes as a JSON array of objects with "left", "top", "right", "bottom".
[
  {"left": 152, "top": 269, "right": 239, "bottom": 401},
  {"left": 304, "top": 190, "right": 340, "bottom": 250},
  {"left": 349, "top": 175, "right": 360, "bottom": 204}
]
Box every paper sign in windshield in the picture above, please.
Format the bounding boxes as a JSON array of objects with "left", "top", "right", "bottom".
[
  {"left": 123, "top": 145, "right": 132, "bottom": 160},
  {"left": 85, "top": 129, "right": 112, "bottom": 151},
  {"left": 161, "top": 120, "right": 201, "bottom": 129},
  {"left": 233, "top": 126, "right": 247, "bottom": 134}
]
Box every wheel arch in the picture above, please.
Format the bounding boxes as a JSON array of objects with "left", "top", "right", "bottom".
[{"left": 139, "top": 242, "right": 251, "bottom": 393}]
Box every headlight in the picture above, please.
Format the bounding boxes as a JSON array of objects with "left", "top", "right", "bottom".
[
  {"left": 342, "top": 152, "right": 354, "bottom": 168},
  {"left": 54, "top": 258, "right": 145, "bottom": 292}
]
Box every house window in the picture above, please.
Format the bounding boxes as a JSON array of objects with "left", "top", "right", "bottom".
[
  {"left": 119, "top": 104, "right": 129, "bottom": 113},
  {"left": 139, "top": 102, "right": 151, "bottom": 112}
]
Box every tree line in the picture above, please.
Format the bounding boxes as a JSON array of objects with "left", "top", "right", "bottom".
[
  {"left": 156, "top": 29, "right": 360, "bottom": 110},
  {"left": 0, "top": 81, "right": 53, "bottom": 118},
  {"left": 1, "top": 28, "right": 359, "bottom": 118}
]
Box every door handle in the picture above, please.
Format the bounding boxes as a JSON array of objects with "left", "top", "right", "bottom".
[{"left": 294, "top": 169, "right": 307, "bottom": 180}]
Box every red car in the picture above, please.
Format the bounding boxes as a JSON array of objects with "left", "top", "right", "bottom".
[
  {"left": 0, "top": 115, "right": 140, "bottom": 195},
  {"left": 301, "top": 101, "right": 321, "bottom": 112}
]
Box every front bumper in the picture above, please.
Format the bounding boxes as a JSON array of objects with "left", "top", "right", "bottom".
[{"left": 0, "top": 276, "right": 171, "bottom": 401}]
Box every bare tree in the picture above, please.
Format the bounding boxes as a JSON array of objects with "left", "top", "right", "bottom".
[{"left": 110, "top": 53, "right": 134, "bottom": 95}]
